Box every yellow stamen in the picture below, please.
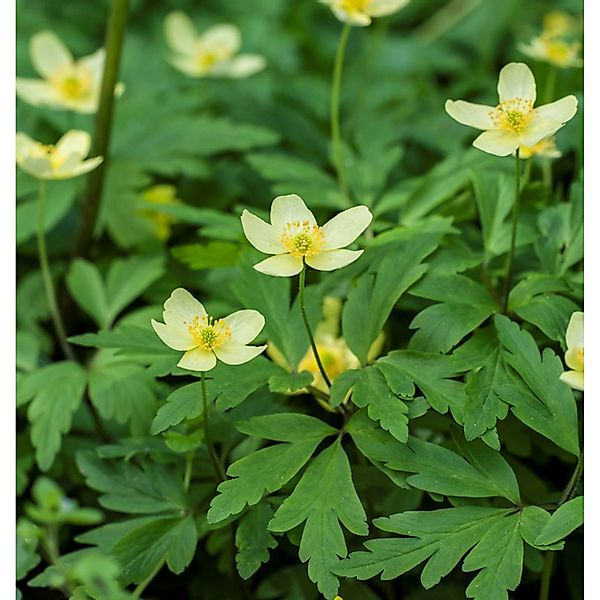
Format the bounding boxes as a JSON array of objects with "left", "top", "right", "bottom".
[
  {"left": 188, "top": 315, "right": 231, "bottom": 350},
  {"left": 29, "top": 143, "right": 66, "bottom": 170},
  {"left": 50, "top": 64, "right": 93, "bottom": 101},
  {"left": 280, "top": 220, "right": 325, "bottom": 258},
  {"left": 490, "top": 98, "right": 534, "bottom": 133},
  {"left": 339, "top": 0, "right": 372, "bottom": 11}
]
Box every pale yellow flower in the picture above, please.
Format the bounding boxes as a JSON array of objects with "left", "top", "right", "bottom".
[
  {"left": 152, "top": 288, "right": 267, "bottom": 372},
  {"left": 518, "top": 136, "right": 562, "bottom": 160},
  {"left": 241, "top": 194, "right": 372, "bottom": 277},
  {"left": 560, "top": 311, "right": 583, "bottom": 391},
  {"left": 139, "top": 184, "right": 181, "bottom": 241},
  {"left": 16, "top": 31, "right": 122, "bottom": 114},
  {"left": 16, "top": 130, "right": 103, "bottom": 180},
  {"left": 320, "top": 0, "right": 410, "bottom": 27},
  {"left": 445, "top": 62, "right": 578, "bottom": 157},
  {"left": 164, "top": 12, "right": 265, "bottom": 79},
  {"left": 543, "top": 11, "right": 579, "bottom": 37},
  {"left": 519, "top": 33, "right": 582, "bottom": 69}
]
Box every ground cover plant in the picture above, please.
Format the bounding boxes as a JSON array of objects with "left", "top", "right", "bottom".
[{"left": 16, "top": 0, "right": 584, "bottom": 598}]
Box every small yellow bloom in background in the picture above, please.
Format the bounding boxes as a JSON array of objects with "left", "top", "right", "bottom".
[
  {"left": 241, "top": 194, "right": 373, "bottom": 277},
  {"left": 445, "top": 62, "right": 578, "bottom": 157},
  {"left": 139, "top": 184, "right": 181, "bottom": 241},
  {"left": 16, "top": 31, "right": 123, "bottom": 114},
  {"left": 543, "top": 11, "right": 579, "bottom": 37},
  {"left": 518, "top": 136, "right": 562, "bottom": 160},
  {"left": 152, "top": 288, "right": 267, "bottom": 372},
  {"left": 560, "top": 311, "right": 583, "bottom": 391},
  {"left": 320, "top": 0, "right": 410, "bottom": 27},
  {"left": 164, "top": 11, "right": 266, "bottom": 79},
  {"left": 16, "top": 130, "right": 103, "bottom": 180}
]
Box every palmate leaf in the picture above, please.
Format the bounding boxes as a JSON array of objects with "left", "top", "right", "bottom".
[
  {"left": 336, "top": 507, "right": 522, "bottom": 600},
  {"left": 207, "top": 414, "right": 337, "bottom": 524},
  {"left": 18, "top": 361, "right": 87, "bottom": 471},
  {"left": 235, "top": 501, "right": 278, "bottom": 580},
  {"left": 268, "top": 440, "right": 368, "bottom": 599},
  {"left": 494, "top": 315, "right": 580, "bottom": 456}
]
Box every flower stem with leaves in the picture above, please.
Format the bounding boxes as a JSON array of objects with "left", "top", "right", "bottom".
[
  {"left": 503, "top": 148, "right": 521, "bottom": 313},
  {"left": 201, "top": 372, "right": 226, "bottom": 482}
]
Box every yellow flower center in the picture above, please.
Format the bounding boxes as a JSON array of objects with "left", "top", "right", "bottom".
[
  {"left": 338, "top": 0, "right": 372, "bottom": 12},
  {"left": 280, "top": 221, "right": 325, "bottom": 258},
  {"left": 196, "top": 51, "right": 220, "bottom": 69},
  {"left": 490, "top": 98, "right": 534, "bottom": 134},
  {"left": 29, "top": 143, "right": 66, "bottom": 170},
  {"left": 50, "top": 64, "right": 93, "bottom": 101},
  {"left": 541, "top": 35, "right": 580, "bottom": 66},
  {"left": 577, "top": 348, "right": 584, "bottom": 368},
  {"left": 188, "top": 315, "right": 231, "bottom": 350}
]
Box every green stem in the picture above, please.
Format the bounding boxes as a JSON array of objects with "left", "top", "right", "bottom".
[
  {"left": 37, "top": 181, "right": 76, "bottom": 361},
  {"left": 183, "top": 451, "right": 194, "bottom": 491},
  {"left": 74, "top": 0, "right": 129, "bottom": 258},
  {"left": 201, "top": 372, "right": 226, "bottom": 482},
  {"left": 415, "top": 0, "right": 483, "bottom": 43},
  {"left": 538, "top": 552, "right": 554, "bottom": 600},
  {"left": 132, "top": 557, "right": 166, "bottom": 598},
  {"left": 558, "top": 452, "right": 583, "bottom": 506},
  {"left": 502, "top": 149, "right": 521, "bottom": 313},
  {"left": 299, "top": 263, "right": 332, "bottom": 389},
  {"left": 330, "top": 23, "right": 352, "bottom": 206}
]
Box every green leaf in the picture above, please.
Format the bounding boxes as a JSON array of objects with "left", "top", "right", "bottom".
[
  {"left": 335, "top": 506, "right": 513, "bottom": 592},
  {"left": 151, "top": 382, "right": 205, "bottom": 435},
  {"left": 235, "top": 502, "right": 278, "bottom": 580},
  {"left": 342, "top": 233, "right": 440, "bottom": 363},
  {"left": 409, "top": 274, "right": 497, "bottom": 353},
  {"left": 207, "top": 414, "right": 336, "bottom": 523},
  {"left": 268, "top": 441, "right": 368, "bottom": 599},
  {"left": 76, "top": 451, "right": 186, "bottom": 514},
  {"left": 113, "top": 516, "right": 197, "bottom": 582},
  {"left": 172, "top": 241, "right": 241, "bottom": 269},
  {"left": 66, "top": 259, "right": 109, "bottom": 329},
  {"left": 534, "top": 496, "right": 583, "bottom": 546},
  {"left": 471, "top": 170, "right": 514, "bottom": 257},
  {"left": 494, "top": 315, "right": 580, "bottom": 455},
  {"left": 463, "top": 347, "right": 509, "bottom": 441},
  {"left": 268, "top": 371, "right": 314, "bottom": 394},
  {"left": 351, "top": 367, "right": 409, "bottom": 443},
  {"left": 20, "top": 361, "right": 87, "bottom": 471}
]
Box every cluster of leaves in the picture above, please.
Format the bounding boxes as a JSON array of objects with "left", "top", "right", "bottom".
[{"left": 17, "top": 0, "right": 583, "bottom": 599}]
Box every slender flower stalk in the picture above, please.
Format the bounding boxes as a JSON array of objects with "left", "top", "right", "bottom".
[
  {"left": 298, "top": 262, "right": 332, "bottom": 389},
  {"left": 331, "top": 23, "right": 351, "bottom": 205},
  {"left": 503, "top": 148, "right": 521, "bottom": 313},
  {"left": 37, "top": 181, "right": 76, "bottom": 361},
  {"left": 75, "top": 0, "right": 129, "bottom": 258},
  {"left": 201, "top": 371, "right": 226, "bottom": 482}
]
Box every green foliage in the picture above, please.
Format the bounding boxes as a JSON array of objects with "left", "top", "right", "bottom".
[{"left": 534, "top": 496, "right": 583, "bottom": 546}]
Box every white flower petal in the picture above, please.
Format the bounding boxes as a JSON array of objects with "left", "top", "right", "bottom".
[
  {"left": 16, "top": 133, "right": 38, "bottom": 163},
  {"left": 178, "top": 348, "right": 217, "bottom": 372},
  {"left": 445, "top": 100, "right": 496, "bottom": 130},
  {"left": 163, "top": 288, "right": 207, "bottom": 331},
  {"left": 19, "top": 157, "right": 53, "bottom": 180},
  {"left": 497, "top": 62, "right": 536, "bottom": 104},
  {"left": 224, "top": 309, "right": 265, "bottom": 345},
  {"left": 30, "top": 31, "right": 73, "bottom": 78},
  {"left": 56, "top": 130, "right": 91, "bottom": 159},
  {"left": 216, "top": 54, "right": 266, "bottom": 78},
  {"left": 151, "top": 319, "right": 195, "bottom": 351},
  {"left": 164, "top": 11, "right": 198, "bottom": 55},
  {"left": 240, "top": 210, "right": 284, "bottom": 254},
  {"left": 168, "top": 55, "right": 203, "bottom": 77},
  {"left": 519, "top": 118, "right": 564, "bottom": 147},
  {"left": 200, "top": 24, "right": 241, "bottom": 56},
  {"left": 565, "top": 348, "right": 584, "bottom": 372},
  {"left": 214, "top": 342, "right": 266, "bottom": 365},
  {"left": 54, "top": 156, "right": 103, "bottom": 179},
  {"left": 270, "top": 194, "right": 317, "bottom": 232},
  {"left": 368, "top": 0, "right": 411, "bottom": 17},
  {"left": 78, "top": 48, "right": 106, "bottom": 81},
  {"left": 321, "top": 205, "right": 373, "bottom": 250},
  {"left": 253, "top": 254, "right": 303, "bottom": 277},
  {"left": 16, "top": 78, "right": 62, "bottom": 107},
  {"left": 533, "top": 95, "right": 578, "bottom": 125},
  {"left": 566, "top": 311, "right": 584, "bottom": 350},
  {"left": 559, "top": 370, "right": 584, "bottom": 391},
  {"left": 331, "top": 7, "right": 372, "bottom": 26},
  {"left": 473, "top": 129, "right": 519, "bottom": 157},
  {"left": 305, "top": 249, "right": 363, "bottom": 271}
]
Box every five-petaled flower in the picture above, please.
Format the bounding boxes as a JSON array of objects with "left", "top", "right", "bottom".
[
  {"left": 445, "top": 62, "right": 578, "bottom": 157},
  {"left": 560, "top": 311, "right": 583, "bottom": 391},
  {"left": 164, "top": 11, "right": 265, "bottom": 79},
  {"left": 241, "top": 194, "right": 373, "bottom": 277},
  {"left": 16, "top": 31, "right": 122, "bottom": 114},
  {"left": 152, "top": 288, "right": 267, "bottom": 372},
  {"left": 16, "top": 130, "right": 103, "bottom": 180},
  {"left": 320, "top": 0, "right": 410, "bottom": 27}
]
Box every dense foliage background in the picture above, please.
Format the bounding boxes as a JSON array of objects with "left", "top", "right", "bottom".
[{"left": 16, "top": 0, "right": 583, "bottom": 598}]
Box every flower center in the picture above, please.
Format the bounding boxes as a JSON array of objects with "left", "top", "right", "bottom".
[
  {"left": 577, "top": 348, "right": 584, "bottom": 368},
  {"left": 188, "top": 315, "right": 231, "bottom": 350},
  {"left": 490, "top": 98, "right": 534, "bottom": 133},
  {"left": 541, "top": 35, "right": 580, "bottom": 66},
  {"left": 50, "top": 64, "right": 93, "bottom": 100},
  {"left": 339, "top": 0, "right": 372, "bottom": 11},
  {"left": 29, "top": 143, "right": 66, "bottom": 170},
  {"left": 280, "top": 221, "right": 325, "bottom": 257}
]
